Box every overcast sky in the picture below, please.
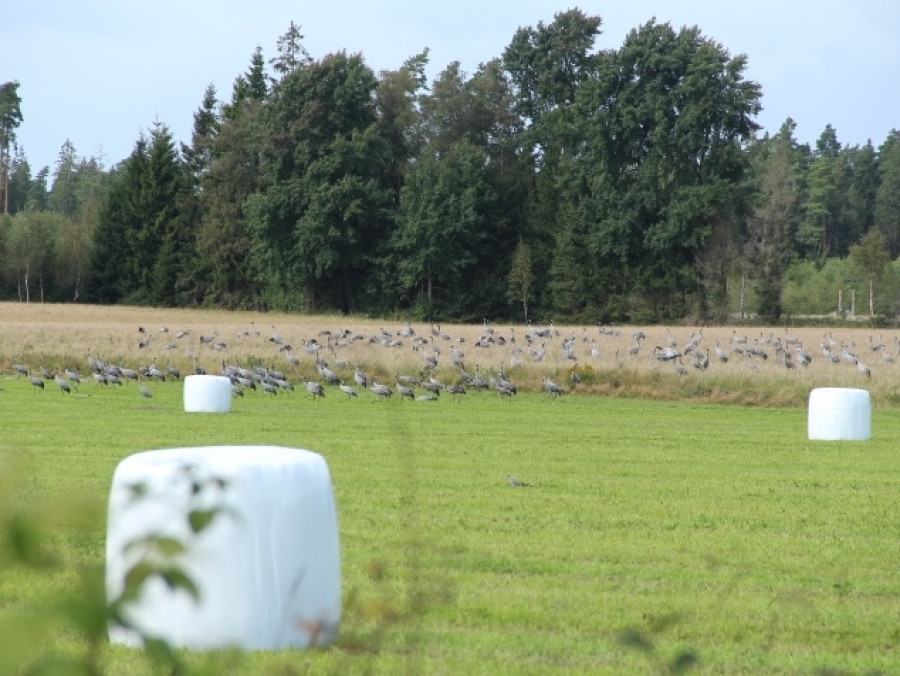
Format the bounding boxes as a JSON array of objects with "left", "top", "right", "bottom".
[{"left": 5, "top": 1, "right": 899, "bottom": 174}]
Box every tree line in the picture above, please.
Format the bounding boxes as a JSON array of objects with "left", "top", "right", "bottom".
[{"left": 1, "top": 10, "right": 899, "bottom": 323}]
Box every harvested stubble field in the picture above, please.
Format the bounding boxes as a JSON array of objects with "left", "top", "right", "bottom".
[{"left": 1, "top": 302, "right": 900, "bottom": 674}]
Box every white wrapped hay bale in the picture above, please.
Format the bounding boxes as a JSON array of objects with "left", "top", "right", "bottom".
[
  {"left": 183, "top": 375, "right": 232, "bottom": 413},
  {"left": 106, "top": 446, "right": 341, "bottom": 650},
  {"left": 807, "top": 387, "right": 871, "bottom": 441}
]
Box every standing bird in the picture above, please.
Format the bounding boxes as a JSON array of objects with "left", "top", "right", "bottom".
[
  {"left": 54, "top": 375, "right": 71, "bottom": 394},
  {"left": 305, "top": 379, "right": 326, "bottom": 401},
  {"left": 339, "top": 380, "right": 358, "bottom": 399},
  {"left": 542, "top": 377, "right": 565, "bottom": 398},
  {"left": 714, "top": 341, "right": 729, "bottom": 363},
  {"left": 370, "top": 381, "right": 393, "bottom": 400},
  {"left": 65, "top": 368, "right": 81, "bottom": 388}
]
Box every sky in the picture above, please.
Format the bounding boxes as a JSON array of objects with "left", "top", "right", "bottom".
[{"left": 4, "top": 1, "right": 899, "bottom": 175}]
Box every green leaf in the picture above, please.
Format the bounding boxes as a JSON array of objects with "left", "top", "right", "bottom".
[
  {"left": 121, "top": 561, "right": 155, "bottom": 602},
  {"left": 5, "top": 512, "right": 54, "bottom": 567},
  {"left": 158, "top": 567, "right": 200, "bottom": 602},
  {"left": 187, "top": 508, "right": 219, "bottom": 533}
]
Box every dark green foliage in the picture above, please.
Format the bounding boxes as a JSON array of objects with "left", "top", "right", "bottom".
[
  {"left": 249, "top": 51, "right": 394, "bottom": 313},
  {"left": 744, "top": 120, "right": 803, "bottom": 320},
  {"left": 5, "top": 20, "right": 900, "bottom": 322},
  {"left": 6, "top": 150, "right": 34, "bottom": 215},
  {"left": 85, "top": 125, "right": 192, "bottom": 306},
  {"left": 875, "top": 130, "right": 900, "bottom": 257},
  {"left": 0, "top": 80, "right": 24, "bottom": 215},
  {"left": 394, "top": 140, "right": 496, "bottom": 321},
  {"left": 562, "top": 20, "right": 760, "bottom": 319}
]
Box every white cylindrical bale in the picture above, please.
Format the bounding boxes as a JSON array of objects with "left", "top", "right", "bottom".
[
  {"left": 106, "top": 446, "right": 341, "bottom": 650},
  {"left": 183, "top": 375, "right": 232, "bottom": 413},
  {"left": 808, "top": 387, "right": 871, "bottom": 441}
]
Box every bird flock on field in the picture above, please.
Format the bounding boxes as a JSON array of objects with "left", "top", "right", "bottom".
[{"left": 5, "top": 320, "right": 894, "bottom": 401}]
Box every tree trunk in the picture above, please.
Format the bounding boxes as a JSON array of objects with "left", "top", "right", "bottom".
[
  {"left": 870, "top": 280, "right": 874, "bottom": 317},
  {"left": 426, "top": 273, "right": 433, "bottom": 324}
]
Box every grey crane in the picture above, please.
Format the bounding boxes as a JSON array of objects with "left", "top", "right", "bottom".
[
  {"left": 495, "top": 383, "right": 516, "bottom": 400},
  {"left": 370, "top": 381, "right": 393, "bottom": 400},
  {"left": 445, "top": 383, "right": 466, "bottom": 401},
  {"left": 470, "top": 367, "right": 488, "bottom": 390},
  {"left": 339, "top": 380, "right": 358, "bottom": 399},
  {"left": 542, "top": 377, "right": 565, "bottom": 398},
  {"left": 316, "top": 359, "right": 339, "bottom": 384},
  {"left": 714, "top": 341, "right": 729, "bottom": 363},
  {"left": 693, "top": 349, "right": 709, "bottom": 371},
  {"left": 64, "top": 368, "right": 81, "bottom": 388},
  {"left": 396, "top": 382, "right": 415, "bottom": 400},
  {"left": 140, "top": 385, "right": 153, "bottom": 399},
  {"left": 653, "top": 346, "right": 681, "bottom": 362},
  {"left": 506, "top": 474, "right": 530, "bottom": 487},
  {"left": 54, "top": 375, "right": 71, "bottom": 394},
  {"left": 29, "top": 376, "right": 45, "bottom": 390},
  {"left": 305, "top": 379, "right": 326, "bottom": 401}
]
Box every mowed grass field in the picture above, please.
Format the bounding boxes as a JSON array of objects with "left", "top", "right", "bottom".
[{"left": 1, "top": 302, "right": 900, "bottom": 673}]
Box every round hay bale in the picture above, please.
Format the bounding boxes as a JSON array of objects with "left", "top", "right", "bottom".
[
  {"left": 183, "top": 375, "right": 232, "bottom": 413},
  {"left": 807, "top": 387, "right": 871, "bottom": 441},
  {"left": 106, "top": 446, "right": 341, "bottom": 649}
]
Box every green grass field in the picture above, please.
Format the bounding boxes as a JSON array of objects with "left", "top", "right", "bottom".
[{"left": 2, "top": 373, "right": 899, "bottom": 674}]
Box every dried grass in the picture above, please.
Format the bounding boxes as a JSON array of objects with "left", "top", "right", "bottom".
[{"left": 1, "top": 302, "right": 897, "bottom": 406}]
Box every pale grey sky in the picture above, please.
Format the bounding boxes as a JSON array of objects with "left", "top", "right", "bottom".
[{"left": 5, "top": 1, "right": 899, "bottom": 174}]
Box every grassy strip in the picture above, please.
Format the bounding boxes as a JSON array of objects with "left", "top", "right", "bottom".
[{"left": 1, "top": 376, "right": 899, "bottom": 673}]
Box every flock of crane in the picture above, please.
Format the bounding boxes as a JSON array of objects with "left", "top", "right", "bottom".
[{"left": 6, "top": 318, "right": 894, "bottom": 402}]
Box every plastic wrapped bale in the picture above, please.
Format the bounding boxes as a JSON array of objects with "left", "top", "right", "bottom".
[
  {"left": 106, "top": 446, "right": 341, "bottom": 650},
  {"left": 183, "top": 375, "right": 232, "bottom": 413},
  {"left": 807, "top": 387, "right": 872, "bottom": 441}
]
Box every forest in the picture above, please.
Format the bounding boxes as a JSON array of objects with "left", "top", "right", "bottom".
[{"left": 1, "top": 9, "right": 899, "bottom": 324}]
